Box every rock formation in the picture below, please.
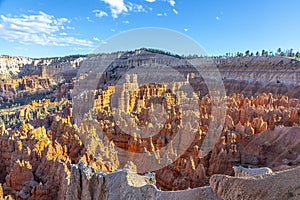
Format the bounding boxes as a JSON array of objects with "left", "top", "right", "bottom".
[
  {"left": 232, "top": 166, "right": 273, "bottom": 177},
  {"left": 0, "top": 51, "right": 300, "bottom": 199},
  {"left": 210, "top": 166, "right": 300, "bottom": 200}
]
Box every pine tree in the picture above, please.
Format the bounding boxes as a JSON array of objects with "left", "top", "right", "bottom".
[
  {"left": 262, "top": 50, "right": 268, "bottom": 57},
  {"left": 237, "top": 52, "right": 243, "bottom": 57},
  {"left": 288, "top": 49, "right": 295, "bottom": 57},
  {"left": 245, "top": 50, "right": 250, "bottom": 57},
  {"left": 280, "top": 51, "right": 286, "bottom": 56},
  {"left": 277, "top": 48, "right": 282, "bottom": 56}
]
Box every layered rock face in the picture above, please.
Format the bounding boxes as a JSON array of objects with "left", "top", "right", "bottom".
[
  {"left": 0, "top": 55, "right": 84, "bottom": 79},
  {"left": 0, "top": 56, "right": 32, "bottom": 79},
  {"left": 0, "top": 76, "right": 54, "bottom": 106},
  {"left": 0, "top": 51, "right": 300, "bottom": 199},
  {"left": 0, "top": 55, "right": 85, "bottom": 108},
  {"left": 216, "top": 56, "right": 300, "bottom": 98}
]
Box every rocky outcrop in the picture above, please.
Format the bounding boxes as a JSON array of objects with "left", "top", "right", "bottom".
[
  {"left": 208, "top": 92, "right": 300, "bottom": 177},
  {"left": 208, "top": 126, "right": 300, "bottom": 177},
  {"left": 233, "top": 166, "right": 273, "bottom": 177},
  {"left": 65, "top": 162, "right": 221, "bottom": 200},
  {"left": 210, "top": 166, "right": 300, "bottom": 200},
  {"left": 0, "top": 118, "right": 114, "bottom": 200}
]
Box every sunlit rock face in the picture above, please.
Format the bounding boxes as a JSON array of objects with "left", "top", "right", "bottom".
[{"left": 1, "top": 52, "right": 300, "bottom": 199}]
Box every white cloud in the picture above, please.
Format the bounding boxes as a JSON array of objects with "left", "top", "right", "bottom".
[
  {"left": 101, "top": 0, "right": 128, "bottom": 18},
  {"left": 66, "top": 26, "right": 75, "bottom": 30},
  {"left": 0, "top": 12, "right": 93, "bottom": 47},
  {"left": 122, "top": 20, "right": 130, "bottom": 24},
  {"left": 93, "top": 37, "right": 100, "bottom": 41},
  {"left": 157, "top": 12, "right": 167, "bottom": 17},
  {"left": 184, "top": 28, "right": 188, "bottom": 32},
  {"left": 127, "top": 3, "right": 145, "bottom": 13},
  {"left": 72, "top": 47, "right": 83, "bottom": 51},
  {"left": 145, "top": 0, "right": 156, "bottom": 2},
  {"left": 1, "top": 12, "right": 58, "bottom": 35},
  {"left": 86, "top": 17, "right": 95, "bottom": 23},
  {"left": 168, "top": 0, "right": 175, "bottom": 7},
  {"left": 216, "top": 16, "right": 220, "bottom": 20},
  {"left": 93, "top": 10, "right": 108, "bottom": 17},
  {"left": 173, "top": 8, "right": 178, "bottom": 14},
  {"left": 99, "top": 1, "right": 145, "bottom": 18},
  {"left": 54, "top": 17, "right": 70, "bottom": 25}
]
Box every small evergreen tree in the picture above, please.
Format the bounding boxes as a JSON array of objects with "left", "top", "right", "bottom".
[
  {"left": 277, "top": 48, "right": 282, "bottom": 56},
  {"left": 245, "top": 50, "right": 250, "bottom": 57},
  {"left": 280, "top": 51, "right": 286, "bottom": 56},
  {"left": 288, "top": 49, "right": 295, "bottom": 57},
  {"left": 262, "top": 50, "right": 268, "bottom": 57}
]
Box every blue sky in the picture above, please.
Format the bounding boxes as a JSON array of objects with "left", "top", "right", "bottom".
[{"left": 0, "top": 0, "right": 299, "bottom": 58}]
